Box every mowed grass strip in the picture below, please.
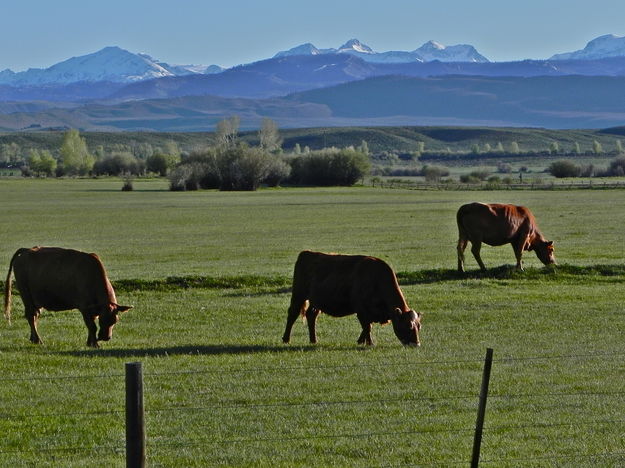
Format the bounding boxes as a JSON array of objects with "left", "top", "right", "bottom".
[{"left": 0, "top": 179, "right": 624, "bottom": 466}]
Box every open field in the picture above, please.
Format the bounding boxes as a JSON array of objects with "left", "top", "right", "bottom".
[{"left": 0, "top": 179, "right": 624, "bottom": 466}]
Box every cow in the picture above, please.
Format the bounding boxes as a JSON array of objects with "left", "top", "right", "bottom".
[
  {"left": 282, "top": 250, "right": 422, "bottom": 347},
  {"left": 4, "top": 247, "right": 132, "bottom": 347},
  {"left": 456, "top": 202, "right": 556, "bottom": 272}
]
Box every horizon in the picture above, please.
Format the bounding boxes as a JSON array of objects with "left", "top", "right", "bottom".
[{"left": 2, "top": 0, "right": 625, "bottom": 72}]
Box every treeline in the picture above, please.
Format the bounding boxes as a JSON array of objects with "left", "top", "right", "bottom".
[{"left": 10, "top": 118, "right": 371, "bottom": 190}]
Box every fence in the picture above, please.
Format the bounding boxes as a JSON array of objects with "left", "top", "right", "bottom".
[
  {"left": 373, "top": 179, "right": 625, "bottom": 191},
  {"left": 0, "top": 350, "right": 624, "bottom": 466}
]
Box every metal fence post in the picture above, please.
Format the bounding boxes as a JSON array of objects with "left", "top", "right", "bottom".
[
  {"left": 126, "top": 362, "right": 146, "bottom": 468},
  {"left": 471, "top": 348, "right": 493, "bottom": 468}
]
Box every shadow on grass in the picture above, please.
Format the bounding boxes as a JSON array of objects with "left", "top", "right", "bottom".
[{"left": 59, "top": 343, "right": 328, "bottom": 358}]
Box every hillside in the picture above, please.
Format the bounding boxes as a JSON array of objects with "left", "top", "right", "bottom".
[{"left": 2, "top": 125, "right": 624, "bottom": 158}]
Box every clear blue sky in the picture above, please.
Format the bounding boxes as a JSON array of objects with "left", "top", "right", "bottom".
[{"left": 2, "top": 0, "right": 624, "bottom": 71}]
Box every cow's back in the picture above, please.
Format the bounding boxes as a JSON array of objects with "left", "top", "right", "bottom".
[
  {"left": 457, "top": 203, "right": 532, "bottom": 246},
  {"left": 13, "top": 247, "right": 114, "bottom": 311},
  {"left": 292, "top": 251, "right": 406, "bottom": 319}
]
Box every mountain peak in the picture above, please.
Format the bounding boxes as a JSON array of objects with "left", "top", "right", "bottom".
[
  {"left": 550, "top": 33, "right": 625, "bottom": 60},
  {"left": 338, "top": 39, "right": 375, "bottom": 54}
]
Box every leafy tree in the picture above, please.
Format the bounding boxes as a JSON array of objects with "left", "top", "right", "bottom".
[
  {"left": 510, "top": 141, "right": 520, "bottom": 154},
  {"left": 293, "top": 143, "right": 302, "bottom": 154},
  {"left": 616, "top": 139, "right": 624, "bottom": 154},
  {"left": 549, "top": 141, "right": 560, "bottom": 154},
  {"left": 495, "top": 142, "right": 504, "bottom": 152},
  {"left": 147, "top": 153, "right": 180, "bottom": 176},
  {"left": 593, "top": 140, "right": 603, "bottom": 154},
  {"left": 258, "top": 118, "right": 282, "bottom": 152},
  {"left": 93, "top": 152, "right": 145, "bottom": 176},
  {"left": 358, "top": 140, "right": 369, "bottom": 155},
  {"left": 573, "top": 142, "right": 581, "bottom": 154},
  {"left": 36, "top": 150, "right": 57, "bottom": 176},
  {"left": 60, "top": 129, "right": 94, "bottom": 175}
]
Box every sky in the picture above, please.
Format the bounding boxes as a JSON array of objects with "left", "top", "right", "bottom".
[{"left": 2, "top": 0, "right": 625, "bottom": 71}]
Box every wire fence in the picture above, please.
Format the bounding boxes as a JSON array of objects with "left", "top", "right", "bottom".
[{"left": 0, "top": 350, "right": 623, "bottom": 465}]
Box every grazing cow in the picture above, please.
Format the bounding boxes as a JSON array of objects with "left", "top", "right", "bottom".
[
  {"left": 456, "top": 202, "right": 555, "bottom": 272},
  {"left": 4, "top": 247, "right": 132, "bottom": 347},
  {"left": 282, "top": 250, "right": 422, "bottom": 346}
]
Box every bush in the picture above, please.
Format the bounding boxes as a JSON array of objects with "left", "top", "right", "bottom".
[
  {"left": 607, "top": 156, "right": 625, "bottom": 176},
  {"left": 421, "top": 165, "right": 450, "bottom": 182},
  {"left": 548, "top": 160, "right": 581, "bottom": 178},
  {"left": 459, "top": 174, "right": 482, "bottom": 184},
  {"left": 263, "top": 157, "right": 291, "bottom": 187},
  {"left": 93, "top": 152, "right": 145, "bottom": 176},
  {"left": 168, "top": 144, "right": 274, "bottom": 191},
  {"left": 289, "top": 149, "right": 370, "bottom": 186}
]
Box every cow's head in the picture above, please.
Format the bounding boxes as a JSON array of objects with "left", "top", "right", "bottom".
[
  {"left": 531, "top": 240, "right": 556, "bottom": 266},
  {"left": 97, "top": 303, "right": 132, "bottom": 342},
  {"left": 390, "top": 308, "right": 422, "bottom": 347}
]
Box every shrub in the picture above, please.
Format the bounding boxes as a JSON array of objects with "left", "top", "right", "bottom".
[
  {"left": 93, "top": 152, "right": 145, "bottom": 176},
  {"left": 548, "top": 160, "right": 581, "bottom": 178},
  {"left": 421, "top": 165, "right": 450, "bottom": 182},
  {"left": 607, "top": 156, "right": 625, "bottom": 176},
  {"left": 289, "top": 148, "right": 370, "bottom": 186},
  {"left": 263, "top": 157, "right": 291, "bottom": 187},
  {"left": 459, "top": 174, "right": 481, "bottom": 184}
]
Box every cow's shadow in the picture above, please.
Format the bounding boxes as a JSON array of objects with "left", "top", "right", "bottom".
[{"left": 61, "top": 343, "right": 330, "bottom": 358}]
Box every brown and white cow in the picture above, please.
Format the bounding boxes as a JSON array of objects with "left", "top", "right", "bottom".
[
  {"left": 4, "top": 247, "right": 132, "bottom": 347},
  {"left": 282, "top": 250, "right": 422, "bottom": 346},
  {"left": 456, "top": 202, "right": 556, "bottom": 272}
]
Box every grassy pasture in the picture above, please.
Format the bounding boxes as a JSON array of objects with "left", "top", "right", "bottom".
[{"left": 0, "top": 178, "right": 624, "bottom": 467}]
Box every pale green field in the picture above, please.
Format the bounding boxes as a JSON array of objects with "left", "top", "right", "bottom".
[{"left": 0, "top": 178, "right": 624, "bottom": 467}]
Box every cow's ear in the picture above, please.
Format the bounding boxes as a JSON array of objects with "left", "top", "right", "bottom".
[
  {"left": 547, "top": 241, "right": 554, "bottom": 247},
  {"left": 391, "top": 308, "right": 402, "bottom": 319},
  {"left": 116, "top": 304, "right": 133, "bottom": 313}
]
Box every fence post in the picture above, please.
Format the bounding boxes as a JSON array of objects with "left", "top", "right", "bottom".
[
  {"left": 126, "top": 362, "right": 146, "bottom": 468},
  {"left": 471, "top": 348, "right": 493, "bottom": 468}
]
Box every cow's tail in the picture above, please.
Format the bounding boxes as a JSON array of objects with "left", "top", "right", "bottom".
[
  {"left": 456, "top": 205, "right": 468, "bottom": 240},
  {"left": 4, "top": 249, "right": 24, "bottom": 325}
]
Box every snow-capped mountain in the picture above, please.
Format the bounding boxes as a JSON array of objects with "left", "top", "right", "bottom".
[
  {"left": 550, "top": 34, "right": 625, "bottom": 60},
  {"left": 0, "top": 46, "right": 223, "bottom": 86},
  {"left": 274, "top": 38, "right": 489, "bottom": 63},
  {"left": 413, "top": 41, "right": 488, "bottom": 63}
]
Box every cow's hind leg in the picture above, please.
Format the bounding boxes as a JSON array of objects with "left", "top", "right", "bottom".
[
  {"left": 471, "top": 241, "right": 487, "bottom": 271},
  {"left": 457, "top": 238, "right": 468, "bottom": 272},
  {"left": 305, "top": 306, "right": 321, "bottom": 344},
  {"left": 282, "top": 302, "right": 305, "bottom": 344},
  {"left": 25, "top": 307, "right": 43, "bottom": 344},
  {"left": 80, "top": 310, "right": 99, "bottom": 348}
]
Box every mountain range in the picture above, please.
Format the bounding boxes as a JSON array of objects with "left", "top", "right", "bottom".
[{"left": 2, "top": 34, "right": 625, "bottom": 131}]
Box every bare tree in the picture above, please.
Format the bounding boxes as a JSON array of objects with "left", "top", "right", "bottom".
[
  {"left": 258, "top": 118, "right": 282, "bottom": 152},
  {"left": 215, "top": 116, "right": 240, "bottom": 148}
]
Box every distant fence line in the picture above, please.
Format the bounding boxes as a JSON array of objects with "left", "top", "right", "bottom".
[
  {"left": 0, "top": 350, "right": 623, "bottom": 466},
  {"left": 373, "top": 179, "right": 625, "bottom": 191}
]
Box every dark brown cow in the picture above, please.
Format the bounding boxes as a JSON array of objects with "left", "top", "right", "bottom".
[
  {"left": 4, "top": 247, "right": 132, "bottom": 347},
  {"left": 282, "top": 250, "right": 422, "bottom": 346},
  {"left": 456, "top": 202, "right": 556, "bottom": 272}
]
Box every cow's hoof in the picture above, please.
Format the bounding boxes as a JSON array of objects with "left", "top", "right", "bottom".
[{"left": 87, "top": 341, "right": 100, "bottom": 348}]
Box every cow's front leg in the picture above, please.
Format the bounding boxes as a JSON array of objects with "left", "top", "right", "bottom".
[
  {"left": 305, "top": 306, "right": 321, "bottom": 344},
  {"left": 513, "top": 238, "right": 529, "bottom": 271},
  {"left": 81, "top": 311, "right": 99, "bottom": 348},
  {"left": 356, "top": 316, "right": 374, "bottom": 346},
  {"left": 26, "top": 308, "right": 43, "bottom": 344}
]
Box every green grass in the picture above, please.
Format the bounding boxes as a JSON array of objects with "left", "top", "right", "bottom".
[{"left": 0, "top": 179, "right": 624, "bottom": 466}]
